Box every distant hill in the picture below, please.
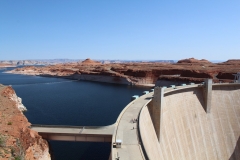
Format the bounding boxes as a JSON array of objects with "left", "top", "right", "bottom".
[
  {"left": 98, "top": 60, "right": 175, "bottom": 64},
  {"left": 0, "top": 59, "right": 175, "bottom": 66}
]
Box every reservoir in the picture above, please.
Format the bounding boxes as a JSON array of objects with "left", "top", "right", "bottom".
[{"left": 0, "top": 67, "right": 147, "bottom": 160}]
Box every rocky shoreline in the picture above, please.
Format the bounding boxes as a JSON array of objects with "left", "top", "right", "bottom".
[
  {"left": 6, "top": 70, "right": 156, "bottom": 87},
  {"left": 0, "top": 65, "right": 16, "bottom": 68},
  {"left": 0, "top": 84, "right": 51, "bottom": 160}
]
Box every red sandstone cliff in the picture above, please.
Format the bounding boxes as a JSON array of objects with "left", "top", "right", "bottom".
[{"left": 0, "top": 85, "right": 51, "bottom": 160}]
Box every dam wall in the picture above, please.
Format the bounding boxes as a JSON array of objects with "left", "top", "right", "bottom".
[
  {"left": 139, "top": 105, "right": 163, "bottom": 160},
  {"left": 139, "top": 84, "right": 240, "bottom": 160}
]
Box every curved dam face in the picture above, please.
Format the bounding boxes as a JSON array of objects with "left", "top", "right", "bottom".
[{"left": 140, "top": 84, "right": 240, "bottom": 160}]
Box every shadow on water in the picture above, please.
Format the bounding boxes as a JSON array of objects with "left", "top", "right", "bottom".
[{"left": 49, "top": 141, "right": 111, "bottom": 160}]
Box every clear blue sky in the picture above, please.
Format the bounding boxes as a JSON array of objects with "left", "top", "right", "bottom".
[{"left": 0, "top": 1, "right": 239, "bottom": 60}]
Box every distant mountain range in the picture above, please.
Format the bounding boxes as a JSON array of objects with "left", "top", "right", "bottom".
[
  {"left": 0, "top": 59, "right": 175, "bottom": 66},
  {"left": 0, "top": 59, "right": 80, "bottom": 66}
]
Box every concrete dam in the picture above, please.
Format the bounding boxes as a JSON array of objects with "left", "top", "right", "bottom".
[
  {"left": 31, "top": 80, "right": 240, "bottom": 159},
  {"left": 112, "top": 81, "right": 240, "bottom": 160}
]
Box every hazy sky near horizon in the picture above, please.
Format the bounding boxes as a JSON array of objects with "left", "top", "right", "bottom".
[{"left": 0, "top": 1, "right": 239, "bottom": 61}]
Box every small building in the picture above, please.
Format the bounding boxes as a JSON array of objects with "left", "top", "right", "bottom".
[
  {"left": 233, "top": 72, "right": 240, "bottom": 83},
  {"left": 116, "top": 139, "right": 122, "bottom": 148}
]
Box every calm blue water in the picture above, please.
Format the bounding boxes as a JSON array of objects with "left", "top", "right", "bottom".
[{"left": 0, "top": 67, "right": 148, "bottom": 160}]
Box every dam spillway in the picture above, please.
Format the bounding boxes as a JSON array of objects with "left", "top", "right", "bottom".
[{"left": 138, "top": 83, "right": 240, "bottom": 160}]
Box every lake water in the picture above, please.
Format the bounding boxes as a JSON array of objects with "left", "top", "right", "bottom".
[{"left": 0, "top": 67, "right": 148, "bottom": 160}]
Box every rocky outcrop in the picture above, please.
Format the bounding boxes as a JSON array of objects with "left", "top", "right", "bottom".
[
  {"left": 221, "top": 59, "right": 240, "bottom": 64},
  {"left": 81, "top": 58, "right": 102, "bottom": 65},
  {"left": 1, "top": 86, "right": 27, "bottom": 111},
  {"left": 0, "top": 85, "right": 51, "bottom": 160},
  {"left": 177, "top": 58, "right": 211, "bottom": 64}
]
